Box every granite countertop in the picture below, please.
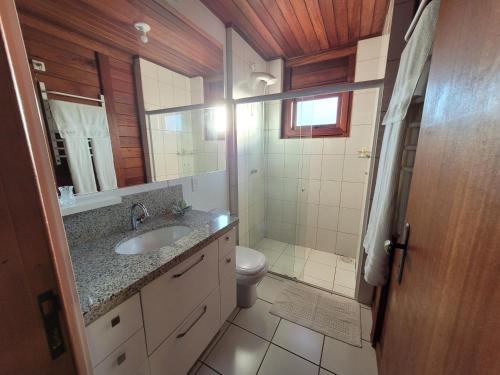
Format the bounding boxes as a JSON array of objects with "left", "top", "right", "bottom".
[{"left": 69, "top": 210, "right": 238, "bottom": 326}]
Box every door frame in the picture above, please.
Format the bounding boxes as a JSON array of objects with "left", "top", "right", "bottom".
[{"left": 0, "top": 1, "right": 91, "bottom": 373}]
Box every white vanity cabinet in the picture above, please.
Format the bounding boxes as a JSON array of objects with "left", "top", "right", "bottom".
[{"left": 85, "top": 227, "right": 237, "bottom": 375}]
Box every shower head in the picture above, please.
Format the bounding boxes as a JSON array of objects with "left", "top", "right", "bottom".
[{"left": 250, "top": 71, "right": 277, "bottom": 86}]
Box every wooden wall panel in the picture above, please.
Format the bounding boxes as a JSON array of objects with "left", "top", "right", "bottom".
[{"left": 20, "top": 25, "right": 147, "bottom": 188}]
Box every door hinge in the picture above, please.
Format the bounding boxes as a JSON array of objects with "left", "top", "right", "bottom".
[{"left": 37, "top": 290, "right": 66, "bottom": 359}]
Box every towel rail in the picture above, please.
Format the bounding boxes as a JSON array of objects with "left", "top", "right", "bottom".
[{"left": 38, "top": 81, "right": 104, "bottom": 165}]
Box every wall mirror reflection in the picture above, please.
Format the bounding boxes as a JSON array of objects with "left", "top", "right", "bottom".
[{"left": 16, "top": 0, "right": 225, "bottom": 201}]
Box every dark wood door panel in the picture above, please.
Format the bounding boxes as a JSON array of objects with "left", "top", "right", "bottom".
[{"left": 378, "top": 0, "right": 500, "bottom": 374}]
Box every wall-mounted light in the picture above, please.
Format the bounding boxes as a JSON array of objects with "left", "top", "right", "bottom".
[{"left": 134, "top": 22, "right": 151, "bottom": 44}]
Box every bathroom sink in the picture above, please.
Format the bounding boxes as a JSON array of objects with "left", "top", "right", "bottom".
[{"left": 115, "top": 225, "right": 191, "bottom": 255}]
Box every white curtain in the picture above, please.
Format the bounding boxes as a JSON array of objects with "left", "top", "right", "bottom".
[
  {"left": 49, "top": 100, "right": 117, "bottom": 193},
  {"left": 363, "top": 0, "right": 441, "bottom": 286}
]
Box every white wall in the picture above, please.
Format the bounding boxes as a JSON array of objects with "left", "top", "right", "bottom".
[{"left": 263, "top": 35, "right": 389, "bottom": 258}]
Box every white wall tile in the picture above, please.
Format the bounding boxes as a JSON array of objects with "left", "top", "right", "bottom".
[
  {"left": 321, "top": 155, "right": 344, "bottom": 181},
  {"left": 338, "top": 207, "right": 362, "bottom": 234},
  {"left": 297, "top": 203, "right": 319, "bottom": 227},
  {"left": 302, "top": 138, "right": 324, "bottom": 155},
  {"left": 267, "top": 154, "right": 285, "bottom": 177},
  {"left": 319, "top": 181, "right": 341, "bottom": 206},
  {"left": 301, "top": 155, "right": 322, "bottom": 180},
  {"left": 345, "top": 125, "right": 373, "bottom": 155},
  {"left": 323, "top": 138, "right": 346, "bottom": 155},
  {"left": 316, "top": 229, "right": 337, "bottom": 253},
  {"left": 284, "top": 155, "right": 301, "bottom": 178},
  {"left": 342, "top": 157, "right": 369, "bottom": 182},
  {"left": 340, "top": 182, "right": 365, "bottom": 209},
  {"left": 317, "top": 205, "right": 339, "bottom": 231},
  {"left": 335, "top": 232, "right": 360, "bottom": 258},
  {"left": 296, "top": 225, "right": 317, "bottom": 249}
]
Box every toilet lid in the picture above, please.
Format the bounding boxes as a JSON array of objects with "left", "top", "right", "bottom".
[{"left": 236, "top": 246, "right": 267, "bottom": 275}]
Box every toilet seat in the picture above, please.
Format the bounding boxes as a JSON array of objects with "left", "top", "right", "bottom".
[{"left": 235, "top": 246, "right": 267, "bottom": 275}]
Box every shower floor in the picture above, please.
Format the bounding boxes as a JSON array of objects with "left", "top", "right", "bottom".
[{"left": 254, "top": 238, "right": 357, "bottom": 298}]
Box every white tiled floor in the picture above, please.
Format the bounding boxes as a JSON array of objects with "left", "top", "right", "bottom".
[
  {"left": 191, "top": 276, "right": 376, "bottom": 375},
  {"left": 255, "top": 238, "right": 357, "bottom": 298}
]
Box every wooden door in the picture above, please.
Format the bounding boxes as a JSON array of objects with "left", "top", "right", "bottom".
[
  {"left": 378, "top": 0, "right": 500, "bottom": 374},
  {"left": 0, "top": 4, "right": 79, "bottom": 375}
]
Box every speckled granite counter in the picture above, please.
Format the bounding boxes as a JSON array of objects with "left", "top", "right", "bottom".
[{"left": 69, "top": 210, "right": 238, "bottom": 326}]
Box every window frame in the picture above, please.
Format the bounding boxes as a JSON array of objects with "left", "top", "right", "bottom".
[{"left": 281, "top": 91, "right": 352, "bottom": 138}]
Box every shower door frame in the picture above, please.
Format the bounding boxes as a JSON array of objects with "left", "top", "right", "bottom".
[{"left": 232, "top": 78, "right": 385, "bottom": 300}]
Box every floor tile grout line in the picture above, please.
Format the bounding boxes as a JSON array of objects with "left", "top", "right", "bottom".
[{"left": 318, "top": 334, "right": 326, "bottom": 375}]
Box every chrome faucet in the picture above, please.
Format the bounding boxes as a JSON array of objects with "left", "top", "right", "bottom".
[{"left": 130, "top": 203, "right": 150, "bottom": 231}]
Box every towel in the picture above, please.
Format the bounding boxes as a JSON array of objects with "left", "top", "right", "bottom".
[
  {"left": 363, "top": 0, "right": 441, "bottom": 286},
  {"left": 49, "top": 100, "right": 118, "bottom": 193}
]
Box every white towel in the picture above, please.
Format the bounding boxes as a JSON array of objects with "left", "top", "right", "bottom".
[
  {"left": 91, "top": 137, "right": 117, "bottom": 191},
  {"left": 63, "top": 137, "right": 97, "bottom": 194},
  {"left": 49, "top": 100, "right": 118, "bottom": 193},
  {"left": 363, "top": 0, "right": 441, "bottom": 286}
]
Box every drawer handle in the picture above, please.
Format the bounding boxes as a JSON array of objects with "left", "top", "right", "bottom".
[
  {"left": 225, "top": 236, "right": 230, "bottom": 241},
  {"left": 116, "top": 352, "right": 126, "bottom": 366},
  {"left": 176, "top": 305, "right": 207, "bottom": 339},
  {"left": 111, "top": 315, "right": 120, "bottom": 327},
  {"left": 172, "top": 254, "right": 205, "bottom": 278},
  {"left": 226, "top": 257, "right": 232, "bottom": 263}
]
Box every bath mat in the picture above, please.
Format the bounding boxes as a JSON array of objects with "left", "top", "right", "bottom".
[{"left": 270, "top": 282, "right": 362, "bottom": 347}]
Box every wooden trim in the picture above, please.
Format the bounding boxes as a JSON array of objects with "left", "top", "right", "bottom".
[
  {"left": 282, "top": 92, "right": 352, "bottom": 138},
  {"left": 286, "top": 45, "right": 357, "bottom": 68},
  {"left": 96, "top": 53, "right": 125, "bottom": 187},
  {"left": 0, "top": 1, "right": 92, "bottom": 373},
  {"left": 132, "top": 56, "right": 153, "bottom": 183}
]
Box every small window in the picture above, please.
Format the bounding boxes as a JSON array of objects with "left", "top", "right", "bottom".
[{"left": 282, "top": 92, "right": 351, "bottom": 138}]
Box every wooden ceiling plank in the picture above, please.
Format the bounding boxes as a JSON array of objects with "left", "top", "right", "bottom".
[
  {"left": 305, "top": 0, "right": 330, "bottom": 50},
  {"left": 256, "top": 0, "right": 303, "bottom": 57},
  {"left": 17, "top": 0, "right": 221, "bottom": 77},
  {"left": 360, "top": 0, "right": 377, "bottom": 37},
  {"left": 318, "top": 0, "right": 339, "bottom": 48},
  {"left": 232, "top": 0, "right": 286, "bottom": 57},
  {"left": 289, "top": 0, "right": 321, "bottom": 51},
  {"left": 370, "top": 0, "right": 390, "bottom": 35},
  {"left": 18, "top": 11, "right": 210, "bottom": 78},
  {"left": 347, "top": 0, "right": 362, "bottom": 43},
  {"left": 332, "top": 0, "right": 349, "bottom": 45},
  {"left": 275, "top": 0, "right": 315, "bottom": 54},
  {"left": 202, "top": 0, "right": 277, "bottom": 59},
  {"left": 83, "top": 0, "right": 221, "bottom": 71}
]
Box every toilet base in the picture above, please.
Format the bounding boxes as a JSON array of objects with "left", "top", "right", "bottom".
[{"left": 237, "top": 283, "right": 257, "bottom": 308}]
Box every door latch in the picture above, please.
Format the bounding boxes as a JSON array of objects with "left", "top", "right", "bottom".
[
  {"left": 37, "top": 290, "right": 66, "bottom": 359},
  {"left": 384, "top": 223, "right": 410, "bottom": 284}
]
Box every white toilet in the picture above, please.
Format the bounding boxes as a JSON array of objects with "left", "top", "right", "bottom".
[{"left": 235, "top": 246, "right": 268, "bottom": 308}]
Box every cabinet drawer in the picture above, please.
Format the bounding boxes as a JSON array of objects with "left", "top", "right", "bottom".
[
  {"left": 93, "top": 329, "right": 147, "bottom": 375},
  {"left": 86, "top": 294, "right": 143, "bottom": 366},
  {"left": 141, "top": 241, "right": 218, "bottom": 354},
  {"left": 219, "top": 248, "right": 236, "bottom": 281},
  {"left": 218, "top": 227, "right": 236, "bottom": 259},
  {"left": 149, "top": 289, "right": 221, "bottom": 375}
]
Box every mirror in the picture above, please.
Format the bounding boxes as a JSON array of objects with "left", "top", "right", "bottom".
[
  {"left": 138, "top": 59, "right": 226, "bottom": 183},
  {"left": 16, "top": 0, "right": 226, "bottom": 200}
]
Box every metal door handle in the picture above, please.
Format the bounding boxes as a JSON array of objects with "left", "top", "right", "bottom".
[
  {"left": 172, "top": 254, "right": 205, "bottom": 278},
  {"left": 385, "top": 223, "right": 410, "bottom": 284}
]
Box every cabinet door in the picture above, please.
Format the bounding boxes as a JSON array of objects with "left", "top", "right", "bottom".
[{"left": 141, "top": 241, "right": 218, "bottom": 354}]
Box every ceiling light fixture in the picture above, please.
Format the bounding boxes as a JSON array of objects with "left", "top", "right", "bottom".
[{"left": 134, "top": 22, "right": 151, "bottom": 44}]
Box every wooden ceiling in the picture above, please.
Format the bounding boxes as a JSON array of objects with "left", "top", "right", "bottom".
[
  {"left": 202, "top": 0, "right": 391, "bottom": 60},
  {"left": 15, "top": 0, "right": 223, "bottom": 77}
]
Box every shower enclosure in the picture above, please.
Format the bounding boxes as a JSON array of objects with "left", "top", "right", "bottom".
[{"left": 234, "top": 84, "right": 382, "bottom": 298}]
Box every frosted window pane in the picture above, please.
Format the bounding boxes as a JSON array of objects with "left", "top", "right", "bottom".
[{"left": 296, "top": 97, "right": 338, "bottom": 127}]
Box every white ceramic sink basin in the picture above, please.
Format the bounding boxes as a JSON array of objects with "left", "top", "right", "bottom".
[{"left": 116, "top": 225, "right": 191, "bottom": 255}]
